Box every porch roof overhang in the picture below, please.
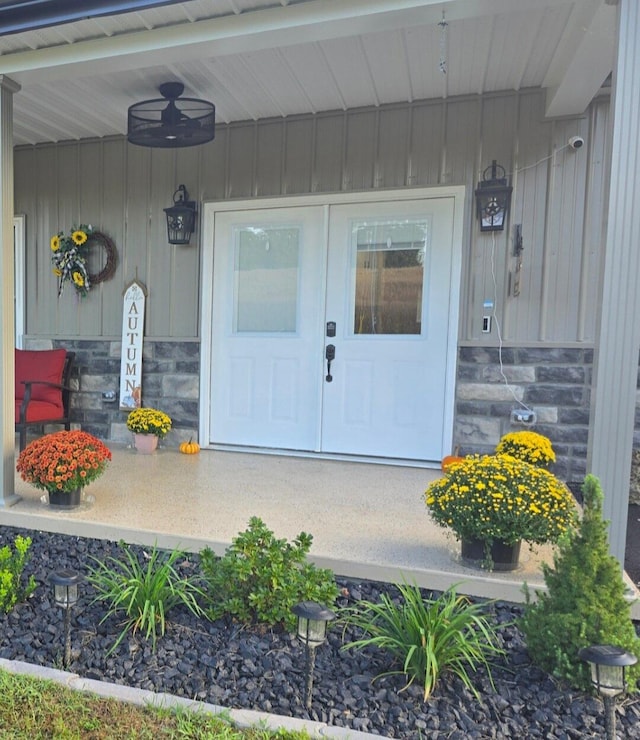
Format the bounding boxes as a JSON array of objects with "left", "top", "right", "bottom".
[
  {"left": 0, "top": 0, "right": 619, "bottom": 147},
  {"left": 0, "top": 1, "right": 185, "bottom": 36},
  {"left": 0, "top": 0, "right": 638, "bottom": 577}
]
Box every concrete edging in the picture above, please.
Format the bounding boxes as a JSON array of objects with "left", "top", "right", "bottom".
[{"left": 0, "top": 658, "right": 384, "bottom": 739}]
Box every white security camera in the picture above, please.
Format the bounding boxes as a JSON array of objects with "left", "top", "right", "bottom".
[{"left": 568, "top": 136, "right": 585, "bottom": 150}]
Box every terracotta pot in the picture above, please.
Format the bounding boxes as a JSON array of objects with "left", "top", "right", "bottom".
[
  {"left": 48, "top": 488, "right": 82, "bottom": 508},
  {"left": 461, "top": 537, "right": 521, "bottom": 571},
  {"left": 133, "top": 433, "right": 159, "bottom": 454}
]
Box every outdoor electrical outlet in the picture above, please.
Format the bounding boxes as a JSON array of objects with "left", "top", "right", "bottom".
[
  {"left": 482, "top": 300, "right": 493, "bottom": 333},
  {"left": 102, "top": 390, "right": 117, "bottom": 402},
  {"left": 511, "top": 409, "right": 537, "bottom": 425}
]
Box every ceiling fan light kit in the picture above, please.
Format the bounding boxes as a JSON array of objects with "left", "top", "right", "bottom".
[{"left": 127, "top": 82, "right": 215, "bottom": 148}]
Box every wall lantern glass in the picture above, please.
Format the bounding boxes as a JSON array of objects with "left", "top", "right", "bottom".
[
  {"left": 475, "top": 160, "right": 512, "bottom": 232},
  {"left": 579, "top": 644, "right": 637, "bottom": 740},
  {"left": 292, "top": 601, "right": 336, "bottom": 708},
  {"left": 164, "top": 184, "right": 197, "bottom": 245}
]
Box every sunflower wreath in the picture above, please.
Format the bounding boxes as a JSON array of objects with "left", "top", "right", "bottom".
[{"left": 50, "top": 225, "right": 117, "bottom": 298}]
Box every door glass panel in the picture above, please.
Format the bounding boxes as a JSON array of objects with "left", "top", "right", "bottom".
[
  {"left": 233, "top": 225, "right": 300, "bottom": 333},
  {"left": 352, "top": 219, "right": 427, "bottom": 335}
]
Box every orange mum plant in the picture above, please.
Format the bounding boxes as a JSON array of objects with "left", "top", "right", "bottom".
[{"left": 16, "top": 430, "right": 112, "bottom": 494}]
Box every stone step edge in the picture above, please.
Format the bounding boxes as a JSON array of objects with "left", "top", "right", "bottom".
[{"left": 0, "top": 657, "right": 386, "bottom": 740}]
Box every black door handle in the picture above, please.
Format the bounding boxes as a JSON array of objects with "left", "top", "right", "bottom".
[{"left": 325, "top": 344, "right": 335, "bottom": 382}]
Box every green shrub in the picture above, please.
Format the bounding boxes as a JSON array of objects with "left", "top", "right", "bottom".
[
  {"left": 341, "top": 581, "right": 505, "bottom": 700},
  {"left": 521, "top": 474, "right": 640, "bottom": 692},
  {"left": 87, "top": 542, "right": 204, "bottom": 654},
  {"left": 200, "top": 517, "right": 339, "bottom": 631},
  {"left": 0, "top": 535, "right": 36, "bottom": 612}
]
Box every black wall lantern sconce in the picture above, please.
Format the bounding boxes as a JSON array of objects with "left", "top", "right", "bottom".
[
  {"left": 579, "top": 644, "right": 637, "bottom": 740},
  {"left": 292, "top": 601, "right": 336, "bottom": 709},
  {"left": 49, "top": 569, "right": 82, "bottom": 669},
  {"left": 475, "top": 160, "right": 512, "bottom": 232},
  {"left": 164, "top": 184, "right": 197, "bottom": 245}
]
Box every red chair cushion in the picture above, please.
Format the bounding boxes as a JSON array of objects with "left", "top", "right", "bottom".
[
  {"left": 15, "top": 349, "right": 67, "bottom": 407},
  {"left": 15, "top": 399, "right": 63, "bottom": 423}
]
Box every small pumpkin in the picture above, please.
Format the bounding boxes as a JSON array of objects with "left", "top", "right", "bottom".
[
  {"left": 441, "top": 447, "right": 463, "bottom": 472},
  {"left": 179, "top": 438, "right": 200, "bottom": 455},
  {"left": 441, "top": 455, "right": 463, "bottom": 472}
]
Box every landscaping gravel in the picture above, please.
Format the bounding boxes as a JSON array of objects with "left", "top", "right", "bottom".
[{"left": 1, "top": 525, "right": 639, "bottom": 739}]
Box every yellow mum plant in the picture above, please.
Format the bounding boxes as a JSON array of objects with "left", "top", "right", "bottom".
[
  {"left": 425, "top": 454, "right": 576, "bottom": 546},
  {"left": 50, "top": 224, "right": 93, "bottom": 298},
  {"left": 126, "top": 407, "right": 172, "bottom": 439},
  {"left": 495, "top": 430, "right": 556, "bottom": 467}
]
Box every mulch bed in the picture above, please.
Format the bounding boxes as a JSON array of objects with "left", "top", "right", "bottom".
[{"left": 0, "top": 525, "right": 639, "bottom": 738}]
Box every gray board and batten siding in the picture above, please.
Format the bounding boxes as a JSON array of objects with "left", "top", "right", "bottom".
[{"left": 15, "top": 88, "right": 610, "bottom": 475}]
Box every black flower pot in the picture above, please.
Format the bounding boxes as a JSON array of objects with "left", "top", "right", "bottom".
[
  {"left": 48, "top": 488, "right": 82, "bottom": 508},
  {"left": 461, "top": 537, "right": 521, "bottom": 571}
]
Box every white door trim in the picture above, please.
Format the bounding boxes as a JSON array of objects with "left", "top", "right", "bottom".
[{"left": 199, "top": 186, "right": 465, "bottom": 461}]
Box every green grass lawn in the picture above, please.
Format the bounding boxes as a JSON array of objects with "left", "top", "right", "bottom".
[{"left": 0, "top": 668, "right": 311, "bottom": 739}]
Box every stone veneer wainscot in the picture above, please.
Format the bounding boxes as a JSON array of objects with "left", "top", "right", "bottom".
[
  {"left": 24, "top": 338, "right": 200, "bottom": 446},
  {"left": 454, "top": 346, "right": 593, "bottom": 482},
  {"left": 24, "top": 339, "right": 605, "bottom": 479}
]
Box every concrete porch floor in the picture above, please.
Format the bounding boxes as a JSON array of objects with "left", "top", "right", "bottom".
[{"left": 3, "top": 444, "right": 639, "bottom": 615}]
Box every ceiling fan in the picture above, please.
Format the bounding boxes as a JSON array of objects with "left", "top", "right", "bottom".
[{"left": 127, "top": 81, "right": 215, "bottom": 148}]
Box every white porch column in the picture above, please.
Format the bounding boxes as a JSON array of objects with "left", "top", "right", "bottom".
[
  {"left": 588, "top": 0, "right": 640, "bottom": 563},
  {"left": 0, "top": 75, "right": 20, "bottom": 507}
]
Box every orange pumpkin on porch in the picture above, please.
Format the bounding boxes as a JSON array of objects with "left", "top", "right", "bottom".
[
  {"left": 441, "top": 454, "right": 464, "bottom": 472},
  {"left": 179, "top": 438, "right": 200, "bottom": 455}
]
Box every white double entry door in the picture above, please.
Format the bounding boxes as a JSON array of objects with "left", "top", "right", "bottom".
[{"left": 205, "top": 189, "right": 463, "bottom": 462}]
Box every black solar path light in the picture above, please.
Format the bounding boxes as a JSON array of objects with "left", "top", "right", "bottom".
[
  {"left": 50, "top": 570, "right": 82, "bottom": 669},
  {"left": 579, "top": 644, "right": 637, "bottom": 740},
  {"left": 292, "top": 601, "right": 336, "bottom": 709}
]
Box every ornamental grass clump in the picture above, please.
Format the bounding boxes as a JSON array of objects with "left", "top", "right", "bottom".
[
  {"left": 87, "top": 542, "right": 204, "bottom": 655},
  {"left": 341, "top": 582, "right": 505, "bottom": 701},
  {"left": 16, "top": 430, "right": 112, "bottom": 493},
  {"left": 126, "top": 407, "right": 172, "bottom": 438},
  {"left": 425, "top": 454, "right": 576, "bottom": 546},
  {"left": 495, "top": 431, "right": 556, "bottom": 467}
]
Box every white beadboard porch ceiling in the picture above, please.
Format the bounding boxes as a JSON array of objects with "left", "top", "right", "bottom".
[{"left": 0, "top": 0, "right": 618, "bottom": 147}]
